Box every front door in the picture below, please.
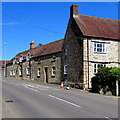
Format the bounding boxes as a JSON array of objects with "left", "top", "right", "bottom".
[{"left": 44, "top": 67, "right": 48, "bottom": 83}]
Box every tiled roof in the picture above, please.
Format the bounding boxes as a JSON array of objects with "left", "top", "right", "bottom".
[
  {"left": 9, "top": 39, "right": 64, "bottom": 62},
  {"left": 74, "top": 15, "right": 119, "bottom": 40},
  {"left": 0, "top": 60, "right": 10, "bottom": 67}
]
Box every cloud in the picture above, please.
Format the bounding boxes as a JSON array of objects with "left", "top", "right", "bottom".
[{"left": 0, "top": 22, "right": 25, "bottom": 26}]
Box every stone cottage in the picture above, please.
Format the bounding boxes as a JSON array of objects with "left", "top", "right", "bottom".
[
  {"left": 62, "top": 5, "right": 120, "bottom": 89},
  {"left": 7, "top": 39, "right": 64, "bottom": 84}
]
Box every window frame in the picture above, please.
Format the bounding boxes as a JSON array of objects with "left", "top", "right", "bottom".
[
  {"left": 94, "top": 42, "right": 106, "bottom": 53},
  {"left": 94, "top": 63, "right": 106, "bottom": 73},
  {"left": 52, "top": 67, "right": 56, "bottom": 76},
  {"left": 26, "top": 66, "right": 30, "bottom": 75},
  {"left": 64, "top": 65, "right": 68, "bottom": 75},
  {"left": 37, "top": 68, "right": 41, "bottom": 77}
]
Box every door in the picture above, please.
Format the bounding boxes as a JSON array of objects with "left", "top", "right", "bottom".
[{"left": 44, "top": 67, "right": 48, "bottom": 83}]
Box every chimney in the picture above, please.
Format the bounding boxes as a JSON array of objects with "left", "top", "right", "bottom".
[
  {"left": 70, "top": 4, "right": 78, "bottom": 18},
  {"left": 30, "top": 40, "right": 35, "bottom": 49}
]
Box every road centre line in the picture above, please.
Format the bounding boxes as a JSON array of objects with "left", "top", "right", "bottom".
[
  {"left": 105, "top": 117, "right": 113, "bottom": 120},
  {"left": 49, "top": 95, "right": 81, "bottom": 108}
]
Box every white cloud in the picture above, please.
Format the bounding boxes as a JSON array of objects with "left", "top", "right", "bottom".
[{"left": 0, "top": 22, "right": 25, "bottom": 26}]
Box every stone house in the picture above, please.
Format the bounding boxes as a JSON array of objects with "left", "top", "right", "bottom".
[
  {"left": 62, "top": 5, "right": 120, "bottom": 89},
  {"left": 0, "top": 60, "right": 10, "bottom": 77},
  {"left": 7, "top": 39, "right": 64, "bottom": 84}
]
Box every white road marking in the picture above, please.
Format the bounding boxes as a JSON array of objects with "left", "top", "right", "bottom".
[
  {"left": 24, "top": 85, "right": 39, "bottom": 92},
  {"left": 105, "top": 117, "right": 113, "bottom": 120},
  {"left": 49, "top": 95, "right": 81, "bottom": 108}
]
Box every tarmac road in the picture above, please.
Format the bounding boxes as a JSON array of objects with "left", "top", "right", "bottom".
[{"left": 1, "top": 77, "right": 119, "bottom": 119}]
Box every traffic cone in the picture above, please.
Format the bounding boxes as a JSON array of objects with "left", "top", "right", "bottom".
[{"left": 60, "top": 82, "right": 64, "bottom": 89}]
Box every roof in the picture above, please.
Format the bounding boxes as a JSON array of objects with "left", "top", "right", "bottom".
[
  {"left": 74, "top": 15, "right": 119, "bottom": 40},
  {"left": 0, "top": 60, "right": 10, "bottom": 67},
  {"left": 10, "top": 39, "right": 64, "bottom": 62}
]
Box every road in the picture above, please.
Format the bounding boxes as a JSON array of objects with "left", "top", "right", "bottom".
[{"left": 1, "top": 77, "right": 119, "bottom": 119}]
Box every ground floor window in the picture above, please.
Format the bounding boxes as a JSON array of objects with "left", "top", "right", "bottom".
[
  {"left": 37, "top": 68, "right": 41, "bottom": 77},
  {"left": 94, "top": 63, "right": 106, "bottom": 73},
  {"left": 26, "top": 67, "right": 30, "bottom": 75},
  {"left": 10, "top": 70, "right": 13, "bottom": 76},
  {"left": 13, "top": 69, "right": 16, "bottom": 76},
  {"left": 19, "top": 67, "right": 22, "bottom": 76},
  {"left": 64, "top": 65, "right": 68, "bottom": 75},
  {"left": 52, "top": 67, "right": 56, "bottom": 76}
]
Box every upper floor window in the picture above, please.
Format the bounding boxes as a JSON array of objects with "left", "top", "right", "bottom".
[
  {"left": 65, "top": 48, "right": 68, "bottom": 56},
  {"left": 13, "top": 59, "right": 16, "bottom": 65},
  {"left": 37, "top": 68, "right": 41, "bottom": 77},
  {"left": 19, "top": 55, "right": 23, "bottom": 63},
  {"left": 94, "top": 63, "right": 106, "bottom": 73},
  {"left": 26, "top": 53, "right": 31, "bottom": 61},
  {"left": 64, "top": 65, "right": 68, "bottom": 75},
  {"left": 94, "top": 42, "right": 105, "bottom": 53},
  {"left": 52, "top": 67, "right": 56, "bottom": 76}
]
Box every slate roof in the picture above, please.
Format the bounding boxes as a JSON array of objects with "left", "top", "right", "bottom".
[{"left": 74, "top": 15, "right": 119, "bottom": 40}]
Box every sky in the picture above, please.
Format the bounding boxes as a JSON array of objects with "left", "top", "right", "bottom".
[{"left": 2, "top": 2, "right": 118, "bottom": 60}]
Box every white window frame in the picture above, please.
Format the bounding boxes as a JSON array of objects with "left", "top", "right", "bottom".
[
  {"left": 94, "top": 42, "right": 106, "bottom": 53},
  {"left": 13, "top": 59, "right": 16, "bottom": 65},
  {"left": 94, "top": 63, "right": 106, "bottom": 73},
  {"left": 65, "top": 48, "right": 68, "bottom": 56},
  {"left": 19, "top": 67, "right": 22, "bottom": 76},
  {"left": 19, "top": 56, "right": 23, "bottom": 63},
  {"left": 37, "top": 68, "right": 41, "bottom": 77},
  {"left": 26, "top": 67, "right": 30, "bottom": 75},
  {"left": 64, "top": 65, "right": 68, "bottom": 75},
  {"left": 13, "top": 69, "right": 16, "bottom": 76},
  {"left": 26, "top": 53, "right": 31, "bottom": 62},
  {"left": 10, "top": 70, "right": 13, "bottom": 76},
  {"left": 52, "top": 67, "right": 56, "bottom": 76}
]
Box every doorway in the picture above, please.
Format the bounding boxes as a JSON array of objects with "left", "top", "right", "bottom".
[{"left": 44, "top": 67, "right": 48, "bottom": 83}]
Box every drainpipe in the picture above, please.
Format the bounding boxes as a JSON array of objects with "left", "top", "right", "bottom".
[{"left": 87, "top": 38, "right": 90, "bottom": 89}]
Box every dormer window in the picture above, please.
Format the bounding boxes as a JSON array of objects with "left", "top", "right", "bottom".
[
  {"left": 52, "top": 55, "right": 56, "bottom": 60},
  {"left": 19, "top": 55, "right": 23, "bottom": 62},
  {"left": 26, "top": 53, "right": 31, "bottom": 61},
  {"left": 13, "top": 59, "right": 16, "bottom": 65}
]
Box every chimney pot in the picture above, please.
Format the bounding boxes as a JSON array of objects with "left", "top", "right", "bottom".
[
  {"left": 30, "top": 40, "right": 35, "bottom": 49},
  {"left": 70, "top": 4, "right": 78, "bottom": 18}
]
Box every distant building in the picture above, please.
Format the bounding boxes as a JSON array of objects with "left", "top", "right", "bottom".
[
  {"left": 0, "top": 60, "right": 10, "bottom": 77},
  {"left": 6, "top": 39, "right": 64, "bottom": 84}
]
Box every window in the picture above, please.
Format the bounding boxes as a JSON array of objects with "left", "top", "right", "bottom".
[
  {"left": 13, "top": 69, "right": 16, "bottom": 76},
  {"left": 37, "top": 68, "right": 41, "bottom": 77},
  {"left": 52, "top": 67, "right": 56, "bottom": 76},
  {"left": 64, "top": 65, "right": 68, "bottom": 75},
  {"left": 94, "top": 42, "right": 105, "bottom": 53},
  {"left": 26, "top": 67, "right": 30, "bottom": 75},
  {"left": 65, "top": 48, "right": 68, "bottom": 56},
  {"left": 19, "top": 67, "right": 22, "bottom": 76},
  {"left": 19, "top": 56, "right": 23, "bottom": 62},
  {"left": 94, "top": 63, "right": 106, "bottom": 73},
  {"left": 26, "top": 53, "right": 31, "bottom": 61},
  {"left": 13, "top": 59, "right": 16, "bottom": 65},
  {"left": 10, "top": 70, "right": 13, "bottom": 76}
]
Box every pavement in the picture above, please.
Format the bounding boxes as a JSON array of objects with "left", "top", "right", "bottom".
[{"left": 2, "top": 77, "right": 119, "bottom": 119}]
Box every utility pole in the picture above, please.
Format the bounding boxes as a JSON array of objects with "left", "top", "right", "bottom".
[{"left": 4, "top": 43, "right": 7, "bottom": 77}]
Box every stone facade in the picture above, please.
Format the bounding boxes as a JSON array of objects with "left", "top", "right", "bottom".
[{"left": 62, "top": 18, "right": 84, "bottom": 87}]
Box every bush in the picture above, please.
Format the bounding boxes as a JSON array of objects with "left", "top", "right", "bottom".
[{"left": 91, "top": 67, "right": 120, "bottom": 95}]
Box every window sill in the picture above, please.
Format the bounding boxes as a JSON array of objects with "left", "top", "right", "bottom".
[{"left": 94, "top": 52, "right": 106, "bottom": 54}]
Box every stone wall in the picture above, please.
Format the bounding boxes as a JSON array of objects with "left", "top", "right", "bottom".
[
  {"left": 31, "top": 53, "right": 62, "bottom": 83},
  {"left": 62, "top": 18, "right": 83, "bottom": 86},
  {"left": 83, "top": 38, "right": 120, "bottom": 88}
]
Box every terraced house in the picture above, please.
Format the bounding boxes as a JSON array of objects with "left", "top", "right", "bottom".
[
  {"left": 7, "top": 39, "right": 64, "bottom": 84},
  {"left": 62, "top": 5, "right": 120, "bottom": 89},
  {"left": 6, "top": 4, "right": 119, "bottom": 90}
]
